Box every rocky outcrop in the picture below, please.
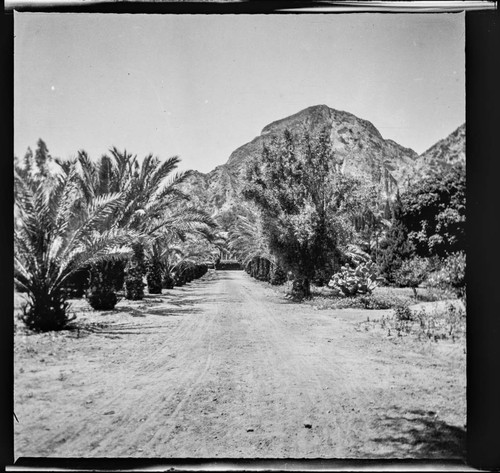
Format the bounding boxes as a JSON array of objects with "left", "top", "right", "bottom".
[{"left": 405, "top": 123, "right": 465, "bottom": 184}]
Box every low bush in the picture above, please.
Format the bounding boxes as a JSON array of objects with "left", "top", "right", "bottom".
[
  {"left": 323, "top": 292, "right": 407, "bottom": 310},
  {"left": 328, "top": 261, "right": 384, "bottom": 297},
  {"left": 393, "top": 302, "right": 414, "bottom": 321},
  {"left": 86, "top": 288, "right": 118, "bottom": 311}
]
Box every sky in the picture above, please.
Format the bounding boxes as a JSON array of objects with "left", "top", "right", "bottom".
[{"left": 14, "top": 13, "right": 465, "bottom": 173}]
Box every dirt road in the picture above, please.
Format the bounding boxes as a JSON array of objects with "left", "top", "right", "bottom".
[{"left": 14, "top": 270, "right": 466, "bottom": 459}]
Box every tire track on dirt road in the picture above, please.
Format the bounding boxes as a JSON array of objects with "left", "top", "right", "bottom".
[
  {"left": 15, "top": 271, "right": 466, "bottom": 459},
  {"left": 234, "top": 280, "right": 360, "bottom": 456},
  {"left": 32, "top": 278, "right": 221, "bottom": 457}
]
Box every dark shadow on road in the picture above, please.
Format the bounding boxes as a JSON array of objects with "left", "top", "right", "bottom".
[
  {"left": 370, "top": 408, "right": 466, "bottom": 459},
  {"left": 123, "top": 305, "right": 203, "bottom": 318}
]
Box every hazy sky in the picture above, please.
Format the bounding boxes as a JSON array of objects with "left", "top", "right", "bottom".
[{"left": 15, "top": 13, "right": 465, "bottom": 173}]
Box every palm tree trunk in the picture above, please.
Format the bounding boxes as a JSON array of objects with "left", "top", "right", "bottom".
[
  {"left": 125, "top": 242, "right": 146, "bottom": 300},
  {"left": 87, "top": 262, "right": 119, "bottom": 310},
  {"left": 291, "top": 277, "right": 311, "bottom": 301},
  {"left": 270, "top": 264, "right": 286, "bottom": 285},
  {"left": 147, "top": 257, "right": 163, "bottom": 294}
]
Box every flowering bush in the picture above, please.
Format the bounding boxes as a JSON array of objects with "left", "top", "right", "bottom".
[{"left": 328, "top": 261, "right": 384, "bottom": 297}]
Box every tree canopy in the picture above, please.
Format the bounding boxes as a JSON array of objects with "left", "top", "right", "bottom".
[
  {"left": 400, "top": 164, "right": 465, "bottom": 257},
  {"left": 242, "top": 127, "right": 352, "bottom": 298}
]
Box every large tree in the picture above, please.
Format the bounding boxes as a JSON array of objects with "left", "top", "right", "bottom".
[{"left": 242, "top": 126, "right": 348, "bottom": 299}]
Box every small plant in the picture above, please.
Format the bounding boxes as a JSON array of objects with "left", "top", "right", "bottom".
[
  {"left": 444, "top": 302, "right": 466, "bottom": 342},
  {"left": 328, "top": 261, "right": 384, "bottom": 297},
  {"left": 357, "top": 293, "right": 407, "bottom": 310},
  {"left": 394, "top": 302, "right": 413, "bottom": 322}
]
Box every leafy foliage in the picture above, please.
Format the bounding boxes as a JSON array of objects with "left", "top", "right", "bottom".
[
  {"left": 328, "top": 261, "right": 384, "bottom": 297},
  {"left": 400, "top": 164, "right": 465, "bottom": 258}
]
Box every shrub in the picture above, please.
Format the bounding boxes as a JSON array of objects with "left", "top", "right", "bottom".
[
  {"left": 394, "top": 257, "right": 430, "bottom": 299},
  {"left": 86, "top": 287, "right": 118, "bottom": 311},
  {"left": 428, "top": 252, "right": 466, "bottom": 300},
  {"left": 270, "top": 265, "right": 287, "bottom": 285},
  {"left": 357, "top": 293, "right": 406, "bottom": 309},
  {"left": 328, "top": 261, "right": 383, "bottom": 297},
  {"left": 393, "top": 302, "right": 414, "bottom": 321},
  {"left": 324, "top": 292, "right": 406, "bottom": 310}
]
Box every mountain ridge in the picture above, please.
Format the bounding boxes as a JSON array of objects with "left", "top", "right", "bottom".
[{"left": 183, "top": 105, "right": 465, "bottom": 219}]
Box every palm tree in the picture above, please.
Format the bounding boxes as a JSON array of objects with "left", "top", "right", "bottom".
[
  {"left": 228, "top": 213, "right": 271, "bottom": 266},
  {"left": 228, "top": 211, "right": 285, "bottom": 284},
  {"left": 145, "top": 208, "right": 217, "bottom": 293},
  {"left": 74, "top": 150, "right": 133, "bottom": 309},
  {"left": 14, "top": 160, "right": 135, "bottom": 331},
  {"left": 114, "top": 152, "right": 194, "bottom": 300}
]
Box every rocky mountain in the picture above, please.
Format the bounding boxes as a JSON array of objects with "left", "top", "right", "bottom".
[
  {"left": 405, "top": 123, "right": 466, "bottom": 182},
  {"left": 183, "top": 105, "right": 465, "bottom": 223}
]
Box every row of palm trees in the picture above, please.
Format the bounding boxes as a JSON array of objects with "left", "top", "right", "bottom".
[
  {"left": 14, "top": 141, "right": 218, "bottom": 331},
  {"left": 227, "top": 210, "right": 287, "bottom": 285}
]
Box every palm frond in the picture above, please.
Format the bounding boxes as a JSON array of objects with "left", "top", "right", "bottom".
[
  {"left": 54, "top": 227, "right": 140, "bottom": 290},
  {"left": 149, "top": 156, "right": 181, "bottom": 191},
  {"left": 56, "top": 192, "right": 125, "bottom": 267}
]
